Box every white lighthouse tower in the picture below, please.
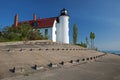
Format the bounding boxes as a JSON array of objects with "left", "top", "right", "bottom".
[{"left": 56, "top": 8, "right": 69, "bottom": 44}]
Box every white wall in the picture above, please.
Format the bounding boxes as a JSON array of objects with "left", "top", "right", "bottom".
[
  {"left": 39, "top": 27, "right": 52, "bottom": 40},
  {"left": 56, "top": 23, "right": 62, "bottom": 42},
  {"left": 59, "top": 16, "right": 69, "bottom": 44},
  {"left": 38, "top": 20, "right": 57, "bottom": 42},
  {"left": 52, "top": 20, "right": 57, "bottom": 42}
]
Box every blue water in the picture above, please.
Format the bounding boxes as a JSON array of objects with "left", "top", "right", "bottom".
[{"left": 102, "top": 50, "right": 120, "bottom": 55}]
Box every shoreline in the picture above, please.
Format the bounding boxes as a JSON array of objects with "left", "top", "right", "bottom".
[{"left": 101, "top": 50, "right": 120, "bottom": 56}]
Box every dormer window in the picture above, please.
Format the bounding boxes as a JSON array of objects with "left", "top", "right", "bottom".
[{"left": 34, "top": 22, "right": 38, "bottom": 27}]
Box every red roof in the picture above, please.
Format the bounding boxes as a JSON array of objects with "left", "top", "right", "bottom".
[
  {"left": 37, "top": 17, "right": 58, "bottom": 28},
  {"left": 18, "top": 17, "right": 58, "bottom": 28}
]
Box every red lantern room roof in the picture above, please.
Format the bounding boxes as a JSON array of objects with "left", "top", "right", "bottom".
[{"left": 18, "top": 17, "right": 58, "bottom": 28}]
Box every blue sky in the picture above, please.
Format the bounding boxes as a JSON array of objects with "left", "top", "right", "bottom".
[{"left": 0, "top": 0, "right": 120, "bottom": 50}]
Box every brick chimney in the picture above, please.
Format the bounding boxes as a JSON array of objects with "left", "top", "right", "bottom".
[
  {"left": 14, "top": 14, "right": 18, "bottom": 27},
  {"left": 33, "top": 13, "right": 36, "bottom": 21}
]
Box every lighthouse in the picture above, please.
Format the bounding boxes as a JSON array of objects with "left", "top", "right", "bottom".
[{"left": 56, "top": 8, "right": 69, "bottom": 44}]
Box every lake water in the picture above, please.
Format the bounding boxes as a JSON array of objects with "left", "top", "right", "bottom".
[{"left": 102, "top": 50, "right": 120, "bottom": 55}]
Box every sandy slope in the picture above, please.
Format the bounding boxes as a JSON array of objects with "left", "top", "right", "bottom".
[{"left": 0, "top": 41, "right": 105, "bottom": 79}]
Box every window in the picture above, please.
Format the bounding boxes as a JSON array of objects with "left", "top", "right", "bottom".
[{"left": 45, "top": 29, "right": 48, "bottom": 36}]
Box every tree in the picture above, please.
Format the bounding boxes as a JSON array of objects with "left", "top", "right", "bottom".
[
  {"left": 92, "top": 33, "right": 95, "bottom": 48},
  {"left": 85, "top": 36, "right": 89, "bottom": 48},
  {"left": 1, "top": 26, "right": 21, "bottom": 41},
  {"left": 79, "top": 42, "right": 87, "bottom": 48},
  {"left": 90, "top": 32, "right": 95, "bottom": 49},
  {"left": 27, "top": 29, "right": 45, "bottom": 40},
  {"left": 0, "top": 24, "right": 45, "bottom": 42},
  {"left": 73, "top": 24, "right": 78, "bottom": 44}
]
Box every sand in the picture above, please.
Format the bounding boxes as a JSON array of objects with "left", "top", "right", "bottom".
[
  {"left": 1, "top": 53, "right": 120, "bottom": 80},
  {"left": 0, "top": 41, "right": 118, "bottom": 80}
]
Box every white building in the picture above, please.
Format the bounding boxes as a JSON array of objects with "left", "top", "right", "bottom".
[{"left": 14, "top": 8, "right": 69, "bottom": 44}]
